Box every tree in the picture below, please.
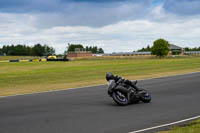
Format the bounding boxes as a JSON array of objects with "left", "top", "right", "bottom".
[
  {"left": 43, "top": 45, "right": 55, "bottom": 56},
  {"left": 88, "top": 46, "right": 92, "bottom": 52},
  {"left": 85, "top": 46, "right": 89, "bottom": 51},
  {"left": 151, "top": 39, "right": 170, "bottom": 57},
  {"left": 91, "top": 46, "right": 98, "bottom": 53},
  {"left": 184, "top": 47, "right": 200, "bottom": 51},
  {"left": 32, "top": 44, "right": 55, "bottom": 56},
  {"left": 137, "top": 45, "right": 151, "bottom": 52},
  {"left": 11, "top": 45, "right": 28, "bottom": 55},
  {"left": 2, "top": 45, "right": 10, "bottom": 55},
  {"left": 0, "top": 48, "right": 3, "bottom": 55},
  {"left": 184, "top": 47, "right": 190, "bottom": 51},
  {"left": 32, "top": 44, "right": 44, "bottom": 56},
  {"left": 98, "top": 48, "right": 104, "bottom": 53},
  {"left": 66, "top": 43, "right": 104, "bottom": 54},
  {"left": 67, "top": 43, "right": 84, "bottom": 52}
]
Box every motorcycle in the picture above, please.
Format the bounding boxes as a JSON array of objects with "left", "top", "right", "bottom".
[{"left": 107, "top": 78, "right": 151, "bottom": 106}]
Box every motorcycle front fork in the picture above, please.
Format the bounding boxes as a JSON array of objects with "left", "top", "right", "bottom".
[{"left": 127, "top": 88, "right": 134, "bottom": 101}]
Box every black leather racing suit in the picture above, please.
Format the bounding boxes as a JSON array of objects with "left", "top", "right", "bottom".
[{"left": 113, "top": 76, "right": 139, "bottom": 91}]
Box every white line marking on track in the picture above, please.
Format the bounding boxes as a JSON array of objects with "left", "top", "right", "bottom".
[
  {"left": 129, "top": 116, "right": 200, "bottom": 133},
  {"left": 0, "top": 71, "right": 200, "bottom": 98}
]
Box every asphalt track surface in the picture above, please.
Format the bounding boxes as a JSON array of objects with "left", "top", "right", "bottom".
[{"left": 0, "top": 73, "right": 200, "bottom": 133}]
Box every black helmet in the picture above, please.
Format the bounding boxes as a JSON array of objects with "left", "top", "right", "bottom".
[{"left": 106, "top": 72, "right": 114, "bottom": 81}]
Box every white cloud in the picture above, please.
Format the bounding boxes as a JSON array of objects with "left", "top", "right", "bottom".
[
  {"left": 151, "top": 4, "right": 166, "bottom": 20},
  {"left": 0, "top": 7, "right": 200, "bottom": 54}
]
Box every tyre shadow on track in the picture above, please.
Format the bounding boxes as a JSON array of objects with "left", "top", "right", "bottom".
[{"left": 102, "top": 100, "right": 149, "bottom": 107}]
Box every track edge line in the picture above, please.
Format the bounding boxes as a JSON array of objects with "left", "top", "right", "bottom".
[{"left": 129, "top": 116, "right": 200, "bottom": 133}]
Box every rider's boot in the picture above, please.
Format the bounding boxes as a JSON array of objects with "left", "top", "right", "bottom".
[
  {"left": 132, "top": 80, "right": 137, "bottom": 85},
  {"left": 130, "top": 81, "right": 140, "bottom": 92}
]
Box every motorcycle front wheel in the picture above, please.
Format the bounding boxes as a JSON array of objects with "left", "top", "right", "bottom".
[{"left": 112, "top": 91, "right": 129, "bottom": 106}]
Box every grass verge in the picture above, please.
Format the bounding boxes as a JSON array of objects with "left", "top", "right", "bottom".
[
  {"left": 0, "top": 56, "right": 41, "bottom": 61},
  {"left": 158, "top": 119, "right": 200, "bottom": 133},
  {"left": 1, "top": 56, "right": 200, "bottom": 96}
]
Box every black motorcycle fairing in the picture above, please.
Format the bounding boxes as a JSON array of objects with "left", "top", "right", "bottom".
[
  {"left": 137, "top": 89, "right": 148, "bottom": 95},
  {"left": 108, "top": 80, "right": 130, "bottom": 98},
  {"left": 107, "top": 80, "right": 116, "bottom": 96},
  {"left": 114, "top": 86, "right": 129, "bottom": 94}
]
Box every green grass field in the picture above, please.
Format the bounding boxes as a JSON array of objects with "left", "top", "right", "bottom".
[
  {"left": 158, "top": 119, "right": 200, "bottom": 133},
  {"left": 1, "top": 56, "right": 200, "bottom": 96}
]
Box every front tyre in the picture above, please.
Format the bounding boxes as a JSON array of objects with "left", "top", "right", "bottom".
[
  {"left": 112, "top": 91, "right": 129, "bottom": 106},
  {"left": 140, "top": 89, "right": 151, "bottom": 103}
]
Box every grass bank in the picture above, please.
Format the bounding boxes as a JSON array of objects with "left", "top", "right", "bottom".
[
  {"left": 0, "top": 56, "right": 41, "bottom": 61},
  {"left": 158, "top": 119, "right": 200, "bottom": 133},
  {"left": 1, "top": 57, "right": 200, "bottom": 96}
]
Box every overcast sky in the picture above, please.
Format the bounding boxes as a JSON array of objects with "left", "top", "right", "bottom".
[{"left": 0, "top": 0, "right": 200, "bottom": 53}]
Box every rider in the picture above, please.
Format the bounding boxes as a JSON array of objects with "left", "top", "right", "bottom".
[{"left": 106, "top": 72, "right": 140, "bottom": 91}]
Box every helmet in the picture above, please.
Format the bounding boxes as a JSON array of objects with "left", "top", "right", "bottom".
[{"left": 106, "top": 72, "right": 114, "bottom": 81}]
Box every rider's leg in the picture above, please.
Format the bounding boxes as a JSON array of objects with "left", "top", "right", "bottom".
[{"left": 124, "top": 80, "right": 140, "bottom": 91}]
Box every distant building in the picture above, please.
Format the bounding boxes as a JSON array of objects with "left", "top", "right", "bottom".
[
  {"left": 169, "top": 44, "right": 183, "bottom": 55},
  {"left": 67, "top": 51, "right": 93, "bottom": 57},
  {"left": 93, "top": 54, "right": 103, "bottom": 57},
  {"left": 105, "top": 52, "right": 151, "bottom": 56}
]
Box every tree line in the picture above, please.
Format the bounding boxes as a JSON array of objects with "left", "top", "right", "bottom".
[
  {"left": 184, "top": 47, "right": 200, "bottom": 51},
  {"left": 66, "top": 43, "right": 104, "bottom": 54},
  {"left": 137, "top": 45, "right": 151, "bottom": 52},
  {"left": 0, "top": 44, "right": 55, "bottom": 56},
  {"left": 0, "top": 43, "right": 105, "bottom": 56}
]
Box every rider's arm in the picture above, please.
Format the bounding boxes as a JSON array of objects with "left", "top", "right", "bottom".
[{"left": 115, "top": 76, "right": 125, "bottom": 84}]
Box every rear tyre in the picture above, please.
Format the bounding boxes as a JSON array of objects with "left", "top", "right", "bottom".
[
  {"left": 112, "top": 91, "right": 129, "bottom": 106},
  {"left": 140, "top": 89, "right": 151, "bottom": 103}
]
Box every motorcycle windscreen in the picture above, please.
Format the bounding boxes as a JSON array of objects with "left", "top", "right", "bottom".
[{"left": 108, "top": 80, "right": 116, "bottom": 91}]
